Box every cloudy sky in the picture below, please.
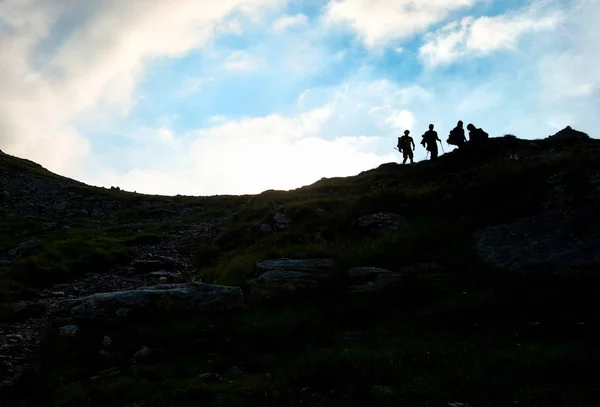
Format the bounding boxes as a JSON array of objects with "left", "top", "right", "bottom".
[{"left": 0, "top": 0, "right": 598, "bottom": 196}]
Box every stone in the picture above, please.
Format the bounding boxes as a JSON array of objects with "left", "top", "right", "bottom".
[
  {"left": 198, "top": 373, "right": 221, "bottom": 382},
  {"left": 248, "top": 259, "right": 335, "bottom": 303},
  {"left": 273, "top": 213, "right": 292, "bottom": 229},
  {"left": 52, "top": 201, "right": 69, "bottom": 211},
  {"left": 8, "top": 240, "right": 42, "bottom": 258},
  {"left": 59, "top": 325, "right": 79, "bottom": 336},
  {"left": 47, "top": 283, "right": 246, "bottom": 322},
  {"left": 134, "top": 346, "right": 150, "bottom": 359},
  {"left": 473, "top": 208, "right": 600, "bottom": 275},
  {"left": 260, "top": 223, "right": 273, "bottom": 233},
  {"left": 103, "top": 336, "right": 112, "bottom": 347},
  {"left": 355, "top": 213, "right": 408, "bottom": 236}
]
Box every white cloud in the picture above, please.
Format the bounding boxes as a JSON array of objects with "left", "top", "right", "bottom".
[
  {"left": 272, "top": 13, "right": 308, "bottom": 31},
  {"left": 224, "top": 50, "right": 262, "bottom": 71},
  {"left": 87, "top": 106, "right": 396, "bottom": 195},
  {"left": 384, "top": 110, "right": 416, "bottom": 131},
  {"left": 419, "top": 5, "right": 564, "bottom": 67},
  {"left": 0, "top": 0, "right": 283, "bottom": 176},
  {"left": 324, "top": 0, "right": 483, "bottom": 47}
]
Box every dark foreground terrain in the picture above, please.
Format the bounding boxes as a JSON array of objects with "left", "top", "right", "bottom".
[{"left": 1, "top": 127, "right": 600, "bottom": 406}]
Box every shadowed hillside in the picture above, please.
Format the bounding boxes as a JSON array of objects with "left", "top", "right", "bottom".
[{"left": 1, "top": 127, "right": 600, "bottom": 406}]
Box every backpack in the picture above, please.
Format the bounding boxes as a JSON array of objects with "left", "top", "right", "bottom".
[{"left": 398, "top": 136, "right": 411, "bottom": 150}]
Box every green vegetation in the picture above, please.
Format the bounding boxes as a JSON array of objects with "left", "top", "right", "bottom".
[{"left": 3, "top": 138, "right": 600, "bottom": 406}]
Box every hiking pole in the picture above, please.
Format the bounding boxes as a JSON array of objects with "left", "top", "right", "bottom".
[{"left": 439, "top": 140, "right": 445, "bottom": 153}]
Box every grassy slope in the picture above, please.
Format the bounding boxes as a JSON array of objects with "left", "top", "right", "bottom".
[{"left": 3, "top": 138, "right": 600, "bottom": 406}]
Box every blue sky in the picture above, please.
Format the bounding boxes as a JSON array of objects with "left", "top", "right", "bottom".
[{"left": 0, "top": 0, "right": 598, "bottom": 195}]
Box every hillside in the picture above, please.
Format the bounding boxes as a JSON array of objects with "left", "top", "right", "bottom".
[{"left": 1, "top": 127, "right": 600, "bottom": 406}]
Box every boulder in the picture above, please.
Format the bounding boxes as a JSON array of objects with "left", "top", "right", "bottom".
[
  {"left": 345, "top": 267, "right": 405, "bottom": 294},
  {"left": 47, "top": 282, "right": 245, "bottom": 322},
  {"left": 355, "top": 213, "right": 408, "bottom": 236},
  {"left": 248, "top": 259, "right": 335, "bottom": 302},
  {"left": 473, "top": 208, "right": 600, "bottom": 275}
]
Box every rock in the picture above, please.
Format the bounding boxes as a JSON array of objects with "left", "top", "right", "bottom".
[
  {"left": 260, "top": 223, "right": 273, "bottom": 233},
  {"left": 8, "top": 240, "right": 42, "bottom": 258},
  {"left": 355, "top": 213, "right": 408, "bottom": 236},
  {"left": 47, "top": 283, "right": 245, "bottom": 322},
  {"left": 62, "top": 226, "right": 71, "bottom": 231},
  {"left": 345, "top": 266, "right": 406, "bottom": 294},
  {"left": 103, "top": 336, "right": 112, "bottom": 347},
  {"left": 248, "top": 259, "right": 336, "bottom": 302},
  {"left": 131, "top": 257, "right": 180, "bottom": 273},
  {"left": 273, "top": 213, "right": 292, "bottom": 229},
  {"left": 255, "top": 258, "right": 335, "bottom": 274},
  {"left": 134, "top": 346, "right": 150, "bottom": 359},
  {"left": 473, "top": 208, "right": 600, "bottom": 275},
  {"left": 0, "top": 260, "right": 11, "bottom": 267},
  {"left": 52, "top": 201, "right": 69, "bottom": 211},
  {"left": 198, "top": 373, "right": 221, "bottom": 382},
  {"left": 1, "top": 190, "right": 10, "bottom": 201},
  {"left": 226, "top": 365, "right": 243, "bottom": 375},
  {"left": 59, "top": 325, "right": 79, "bottom": 336}
]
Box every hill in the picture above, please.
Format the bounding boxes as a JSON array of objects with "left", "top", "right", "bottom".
[{"left": 1, "top": 127, "right": 600, "bottom": 406}]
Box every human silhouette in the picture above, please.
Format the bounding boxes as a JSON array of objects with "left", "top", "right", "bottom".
[
  {"left": 421, "top": 124, "right": 441, "bottom": 159},
  {"left": 397, "top": 129, "right": 415, "bottom": 164},
  {"left": 466, "top": 123, "right": 489, "bottom": 148},
  {"left": 448, "top": 120, "right": 467, "bottom": 148}
]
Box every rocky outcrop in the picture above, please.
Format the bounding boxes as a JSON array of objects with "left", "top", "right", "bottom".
[
  {"left": 355, "top": 213, "right": 408, "bottom": 236},
  {"left": 248, "top": 259, "right": 335, "bottom": 302},
  {"left": 474, "top": 172, "right": 600, "bottom": 275},
  {"left": 47, "top": 282, "right": 245, "bottom": 322},
  {"left": 247, "top": 260, "right": 413, "bottom": 302}
]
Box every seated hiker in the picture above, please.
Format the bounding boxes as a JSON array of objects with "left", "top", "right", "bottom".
[
  {"left": 448, "top": 120, "right": 467, "bottom": 148},
  {"left": 421, "top": 124, "right": 441, "bottom": 159},
  {"left": 466, "top": 123, "right": 489, "bottom": 147},
  {"left": 397, "top": 130, "right": 415, "bottom": 164}
]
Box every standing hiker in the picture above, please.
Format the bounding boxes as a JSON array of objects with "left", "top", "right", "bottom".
[
  {"left": 421, "top": 124, "right": 441, "bottom": 160},
  {"left": 397, "top": 130, "right": 415, "bottom": 165},
  {"left": 448, "top": 120, "right": 467, "bottom": 149}
]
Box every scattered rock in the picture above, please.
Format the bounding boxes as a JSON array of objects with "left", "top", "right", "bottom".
[
  {"left": 0, "top": 260, "right": 11, "bottom": 267},
  {"left": 260, "top": 223, "right": 273, "bottom": 233},
  {"left": 59, "top": 325, "right": 79, "bottom": 336},
  {"left": 473, "top": 208, "right": 600, "bottom": 275},
  {"left": 134, "top": 346, "right": 150, "bottom": 359},
  {"left": 355, "top": 213, "right": 408, "bottom": 236},
  {"left": 102, "top": 336, "right": 112, "bottom": 347},
  {"left": 371, "top": 385, "right": 396, "bottom": 399},
  {"left": 52, "top": 201, "right": 69, "bottom": 211},
  {"left": 198, "top": 372, "right": 221, "bottom": 382},
  {"left": 8, "top": 240, "right": 42, "bottom": 258},
  {"left": 47, "top": 283, "right": 246, "bottom": 322},
  {"left": 273, "top": 213, "right": 292, "bottom": 229}
]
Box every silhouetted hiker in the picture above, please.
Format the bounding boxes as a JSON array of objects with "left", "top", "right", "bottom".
[
  {"left": 448, "top": 120, "right": 467, "bottom": 148},
  {"left": 467, "top": 123, "right": 489, "bottom": 147},
  {"left": 397, "top": 130, "right": 415, "bottom": 164},
  {"left": 421, "top": 124, "right": 441, "bottom": 159}
]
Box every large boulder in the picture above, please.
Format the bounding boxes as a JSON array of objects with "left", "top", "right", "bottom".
[
  {"left": 473, "top": 208, "right": 600, "bottom": 275},
  {"left": 47, "top": 282, "right": 245, "bottom": 322},
  {"left": 247, "top": 259, "right": 335, "bottom": 302}
]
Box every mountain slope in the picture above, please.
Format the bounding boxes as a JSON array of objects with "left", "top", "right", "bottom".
[{"left": 1, "top": 127, "right": 600, "bottom": 406}]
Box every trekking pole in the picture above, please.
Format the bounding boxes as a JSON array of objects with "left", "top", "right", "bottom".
[{"left": 439, "top": 140, "right": 445, "bottom": 153}]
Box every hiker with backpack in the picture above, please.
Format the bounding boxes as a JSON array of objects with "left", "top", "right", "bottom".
[
  {"left": 397, "top": 130, "right": 415, "bottom": 165},
  {"left": 448, "top": 120, "right": 467, "bottom": 149},
  {"left": 466, "top": 123, "right": 489, "bottom": 147},
  {"left": 421, "top": 124, "right": 442, "bottom": 160}
]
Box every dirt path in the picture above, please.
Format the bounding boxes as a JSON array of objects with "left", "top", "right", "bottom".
[{"left": 0, "top": 214, "right": 228, "bottom": 388}]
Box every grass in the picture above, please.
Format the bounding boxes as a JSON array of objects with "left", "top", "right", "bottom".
[{"left": 3, "top": 138, "right": 600, "bottom": 406}]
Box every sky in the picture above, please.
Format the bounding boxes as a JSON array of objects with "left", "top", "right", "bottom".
[{"left": 0, "top": 0, "right": 598, "bottom": 196}]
